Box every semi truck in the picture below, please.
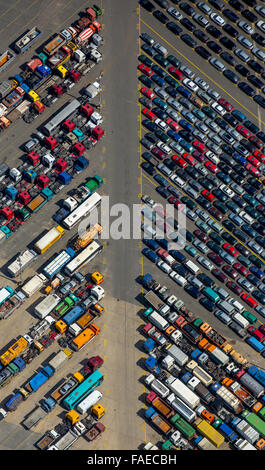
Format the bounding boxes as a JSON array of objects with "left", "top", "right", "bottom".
[
  {"left": 222, "top": 378, "right": 256, "bottom": 408},
  {"left": 23, "top": 406, "right": 47, "bottom": 429},
  {"left": 27, "top": 190, "right": 53, "bottom": 213},
  {"left": 36, "top": 430, "right": 60, "bottom": 450},
  {"left": 43, "top": 34, "right": 66, "bottom": 56},
  {"left": 84, "top": 422, "right": 105, "bottom": 442},
  {"left": 15, "top": 27, "right": 42, "bottom": 53},
  {"left": 43, "top": 248, "right": 76, "bottom": 279},
  {"left": 145, "top": 407, "right": 172, "bottom": 436},
  {"left": 7, "top": 249, "right": 37, "bottom": 278},
  {"left": 34, "top": 226, "right": 65, "bottom": 254},
  {"left": 74, "top": 223, "right": 102, "bottom": 250},
  {"left": 146, "top": 392, "right": 174, "bottom": 420},
  {"left": 34, "top": 294, "right": 61, "bottom": 319},
  {"left": 21, "top": 273, "right": 47, "bottom": 297},
  {"left": 25, "top": 365, "right": 54, "bottom": 393},
  {"left": 50, "top": 429, "right": 78, "bottom": 450},
  {"left": 0, "top": 51, "right": 15, "bottom": 73},
  {"left": 144, "top": 291, "right": 170, "bottom": 316}
]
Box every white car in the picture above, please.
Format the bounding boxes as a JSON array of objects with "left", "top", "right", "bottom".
[
  {"left": 142, "top": 195, "right": 156, "bottom": 208},
  {"left": 238, "top": 20, "right": 254, "bottom": 35},
  {"left": 210, "top": 13, "right": 226, "bottom": 27},
  {"left": 157, "top": 260, "right": 172, "bottom": 274},
  {"left": 179, "top": 65, "right": 195, "bottom": 79},
  {"left": 197, "top": 256, "right": 213, "bottom": 271},
  {"left": 209, "top": 57, "right": 226, "bottom": 72},
  {"left": 237, "top": 35, "right": 253, "bottom": 50},
  {"left": 155, "top": 118, "right": 169, "bottom": 132},
  {"left": 194, "top": 77, "right": 209, "bottom": 91},
  {"left": 182, "top": 78, "right": 198, "bottom": 92},
  {"left": 157, "top": 142, "right": 171, "bottom": 154},
  {"left": 167, "top": 6, "right": 183, "bottom": 20},
  {"left": 211, "top": 101, "right": 226, "bottom": 116},
  {"left": 205, "top": 150, "right": 219, "bottom": 165},
  {"left": 252, "top": 47, "right": 265, "bottom": 61},
  {"left": 153, "top": 42, "right": 168, "bottom": 57},
  {"left": 220, "top": 184, "right": 235, "bottom": 197},
  {"left": 256, "top": 20, "right": 265, "bottom": 34},
  {"left": 255, "top": 5, "right": 265, "bottom": 18}
]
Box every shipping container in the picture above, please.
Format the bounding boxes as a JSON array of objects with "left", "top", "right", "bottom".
[
  {"left": 34, "top": 226, "right": 65, "bottom": 254},
  {"left": 167, "top": 379, "right": 200, "bottom": 410},
  {"left": 195, "top": 419, "right": 225, "bottom": 448}
]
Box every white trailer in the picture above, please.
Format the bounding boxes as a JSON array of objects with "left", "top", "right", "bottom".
[
  {"left": 7, "top": 250, "right": 37, "bottom": 278},
  {"left": 76, "top": 390, "right": 102, "bottom": 414},
  {"left": 168, "top": 378, "right": 200, "bottom": 409},
  {"left": 48, "top": 349, "right": 72, "bottom": 371},
  {"left": 53, "top": 430, "right": 78, "bottom": 450},
  {"left": 21, "top": 274, "right": 46, "bottom": 297},
  {"left": 34, "top": 294, "right": 60, "bottom": 319}
]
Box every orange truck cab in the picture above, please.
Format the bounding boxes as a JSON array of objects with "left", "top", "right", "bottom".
[{"left": 253, "top": 402, "right": 263, "bottom": 413}]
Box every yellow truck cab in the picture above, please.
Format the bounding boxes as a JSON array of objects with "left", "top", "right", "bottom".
[
  {"left": 91, "top": 404, "right": 105, "bottom": 419},
  {"left": 18, "top": 387, "right": 29, "bottom": 400},
  {"left": 92, "top": 272, "right": 104, "bottom": 285},
  {"left": 73, "top": 371, "right": 84, "bottom": 383},
  {"left": 28, "top": 90, "right": 40, "bottom": 102},
  {"left": 65, "top": 410, "right": 80, "bottom": 425},
  {"left": 57, "top": 65, "right": 68, "bottom": 79},
  {"left": 55, "top": 320, "right": 67, "bottom": 334},
  {"left": 34, "top": 340, "right": 44, "bottom": 352}
]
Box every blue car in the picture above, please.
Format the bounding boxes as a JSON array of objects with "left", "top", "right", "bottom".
[
  {"left": 151, "top": 74, "right": 166, "bottom": 87},
  {"left": 143, "top": 238, "right": 159, "bottom": 251},
  {"left": 232, "top": 109, "right": 246, "bottom": 122},
  {"left": 167, "top": 129, "right": 181, "bottom": 141},
  {"left": 179, "top": 139, "right": 193, "bottom": 152},
  {"left": 169, "top": 250, "right": 186, "bottom": 263},
  {"left": 156, "top": 186, "right": 170, "bottom": 198},
  {"left": 154, "top": 174, "right": 168, "bottom": 187},
  {"left": 157, "top": 238, "right": 169, "bottom": 250},
  {"left": 179, "top": 119, "right": 192, "bottom": 131},
  {"left": 142, "top": 248, "right": 159, "bottom": 263},
  {"left": 246, "top": 273, "right": 260, "bottom": 286},
  {"left": 250, "top": 265, "right": 263, "bottom": 279},
  {"left": 177, "top": 85, "right": 192, "bottom": 99}
]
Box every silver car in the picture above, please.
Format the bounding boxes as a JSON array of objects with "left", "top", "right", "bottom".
[
  {"left": 237, "top": 35, "right": 253, "bottom": 50},
  {"left": 192, "top": 129, "right": 208, "bottom": 143},
  {"left": 205, "top": 119, "right": 220, "bottom": 133},
  {"left": 238, "top": 277, "right": 254, "bottom": 293},
  {"left": 238, "top": 20, "right": 254, "bottom": 35},
  {"left": 208, "top": 132, "right": 222, "bottom": 146},
  {"left": 195, "top": 208, "right": 210, "bottom": 221},
  {"left": 195, "top": 121, "right": 209, "bottom": 134},
  {"left": 247, "top": 240, "right": 263, "bottom": 255},
  {"left": 209, "top": 57, "right": 226, "bottom": 72},
  {"left": 234, "top": 48, "right": 250, "bottom": 62},
  {"left": 207, "top": 88, "right": 220, "bottom": 100},
  {"left": 194, "top": 77, "right": 209, "bottom": 91},
  {"left": 197, "top": 255, "right": 213, "bottom": 270},
  {"left": 210, "top": 13, "right": 226, "bottom": 26},
  {"left": 167, "top": 6, "right": 183, "bottom": 20},
  {"left": 179, "top": 65, "right": 195, "bottom": 79},
  {"left": 197, "top": 1, "right": 212, "bottom": 15},
  {"left": 193, "top": 13, "right": 209, "bottom": 27},
  {"left": 252, "top": 47, "right": 265, "bottom": 61},
  {"left": 153, "top": 42, "right": 168, "bottom": 57}
]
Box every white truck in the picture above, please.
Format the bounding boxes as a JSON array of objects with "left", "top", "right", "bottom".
[
  {"left": 166, "top": 378, "right": 200, "bottom": 409},
  {"left": 21, "top": 274, "right": 47, "bottom": 297},
  {"left": 7, "top": 249, "right": 38, "bottom": 277},
  {"left": 51, "top": 429, "right": 78, "bottom": 450},
  {"left": 23, "top": 407, "right": 47, "bottom": 429},
  {"left": 34, "top": 294, "right": 60, "bottom": 319},
  {"left": 83, "top": 81, "right": 102, "bottom": 99},
  {"left": 47, "top": 349, "right": 72, "bottom": 371},
  {"left": 76, "top": 390, "right": 102, "bottom": 414}
]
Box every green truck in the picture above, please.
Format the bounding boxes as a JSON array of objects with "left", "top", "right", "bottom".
[
  {"left": 170, "top": 413, "right": 196, "bottom": 440},
  {"left": 85, "top": 174, "right": 103, "bottom": 194},
  {"left": 55, "top": 294, "right": 78, "bottom": 317}
]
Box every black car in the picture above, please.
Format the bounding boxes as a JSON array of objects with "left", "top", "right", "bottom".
[
  {"left": 220, "top": 51, "right": 236, "bottom": 66},
  {"left": 215, "top": 117, "right": 228, "bottom": 130},
  {"left": 220, "top": 36, "right": 236, "bottom": 51},
  {"left": 184, "top": 285, "right": 201, "bottom": 299},
  {"left": 254, "top": 95, "right": 265, "bottom": 109},
  {"left": 213, "top": 188, "right": 229, "bottom": 202},
  {"left": 167, "top": 22, "right": 182, "bottom": 35},
  {"left": 141, "top": 161, "right": 156, "bottom": 176},
  {"left": 139, "top": 74, "right": 152, "bottom": 88},
  {"left": 181, "top": 34, "right": 197, "bottom": 48},
  {"left": 156, "top": 186, "right": 171, "bottom": 198},
  {"left": 243, "top": 183, "right": 257, "bottom": 195},
  {"left": 138, "top": 54, "right": 153, "bottom": 67},
  {"left": 252, "top": 33, "right": 265, "bottom": 48},
  {"left": 232, "top": 173, "right": 244, "bottom": 185},
  {"left": 242, "top": 9, "right": 257, "bottom": 22},
  {"left": 253, "top": 222, "right": 265, "bottom": 236},
  {"left": 141, "top": 43, "right": 156, "bottom": 57},
  {"left": 235, "top": 63, "right": 250, "bottom": 78},
  {"left": 196, "top": 196, "right": 211, "bottom": 210},
  {"left": 222, "top": 231, "right": 236, "bottom": 244},
  {"left": 175, "top": 264, "right": 190, "bottom": 277},
  {"left": 219, "top": 162, "right": 232, "bottom": 175},
  {"left": 209, "top": 0, "right": 225, "bottom": 10},
  {"left": 223, "top": 113, "right": 237, "bottom": 127},
  {"left": 200, "top": 298, "right": 216, "bottom": 312},
  {"left": 207, "top": 40, "right": 222, "bottom": 54},
  {"left": 176, "top": 169, "right": 189, "bottom": 181},
  {"left": 165, "top": 86, "right": 178, "bottom": 98},
  {"left": 165, "top": 75, "right": 178, "bottom": 87},
  {"left": 223, "top": 24, "right": 239, "bottom": 38},
  {"left": 236, "top": 166, "right": 248, "bottom": 178},
  {"left": 179, "top": 2, "right": 195, "bottom": 15},
  {"left": 248, "top": 177, "right": 262, "bottom": 190},
  {"left": 152, "top": 64, "right": 167, "bottom": 78},
  {"left": 194, "top": 29, "right": 209, "bottom": 42},
  {"left": 186, "top": 167, "right": 199, "bottom": 179},
  {"left": 153, "top": 10, "right": 169, "bottom": 23},
  {"left": 233, "top": 195, "right": 246, "bottom": 208},
  {"left": 195, "top": 46, "right": 211, "bottom": 60},
  {"left": 223, "top": 8, "right": 239, "bottom": 22},
  {"left": 245, "top": 120, "right": 259, "bottom": 134},
  {"left": 197, "top": 272, "right": 215, "bottom": 287},
  {"left": 154, "top": 0, "right": 169, "bottom": 8},
  {"left": 248, "top": 60, "right": 264, "bottom": 75},
  {"left": 257, "top": 131, "right": 265, "bottom": 143},
  {"left": 243, "top": 0, "right": 256, "bottom": 6},
  {"left": 142, "top": 120, "right": 158, "bottom": 132},
  {"left": 223, "top": 220, "right": 235, "bottom": 232},
  {"left": 140, "top": 0, "right": 156, "bottom": 12},
  {"left": 209, "top": 232, "right": 223, "bottom": 244},
  {"left": 179, "top": 130, "right": 193, "bottom": 142},
  {"left": 168, "top": 55, "right": 182, "bottom": 68},
  {"left": 206, "top": 25, "right": 222, "bottom": 39},
  {"left": 233, "top": 229, "right": 248, "bottom": 243},
  {"left": 238, "top": 82, "right": 255, "bottom": 97},
  {"left": 180, "top": 17, "right": 196, "bottom": 32},
  {"left": 228, "top": 0, "right": 244, "bottom": 11},
  {"left": 248, "top": 75, "right": 264, "bottom": 89},
  {"left": 139, "top": 97, "right": 153, "bottom": 109},
  {"left": 221, "top": 144, "right": 234, "bottom": 156}
]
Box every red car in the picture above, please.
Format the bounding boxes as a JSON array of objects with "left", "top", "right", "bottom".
[
  {"left": 142, "top": 108, "right": 156, "bottom": 120},
  {"left": 247, "top": 155, "right": 261, "bottom": 168},
  {"left": 166, "top": 118, "right": 181, "bottom": 132},
  {"left": 173, "top": 155, "right": 187, "bottom": 168},
  {"left": 168, "top": 196, "right": 177, "bottom": 205},
  {"left": 254, "top": 150, "right": 265, "bottom": 162},
  {"left": 208, "top": 252, "right": 223, "bottom": 266},
  {"left": 152, "top": 147, "right": 165, "bottom": 160},
  {"left": 168, "top": 66, "right": 184, "bottom": 80},
  {"left": 209, "top": 207, "right": 223, "bottom": 221},
  {"left": 205, "top": 160, "right": 218, "bottom": 173},
  {"left": 202, "top": 189, "right": 216, "bottom": 202},
  {"left": 212, "top": 268, "right": 227, "bottom": 283},
  {"left": 223, "top": 243, "right": 239, "bottom": 257},
  {"left": 236, "top": 125, "right": 252, "bottom": 138},
  {"left": 249, "top": 136, "right": 263, "bottom": 149},
  {"left": 194, "top": 229, "right": 209, "bottom": 242},
  {"left": 218, "top": 98, "right": 234, "bottom": 112},
  {"left": 141, "top": 86, "right": 155, "bottom": 100},
  {"left": 248, "top": 326, "right": 265, "bottom": 342},
  {"left": 223, "top": 265, "right": 239, "bottom": 279},
  {"left": 183, "top": 153, "right": 196, "bottom": 166},
  {"left": 193, "top": 140, "right": 207, "bottom": 153},
  {"left": 234, "top": 262, "right": 249, "bottom": 277},
  {"left": 138, "top": 64, "right": 154, "bottom": 77},
  {"left": 226, "top": 281, "right": 243, "bottom": 296},
  {"left": 246, "top": 163, "right": 261, "bottom": 177},
  {"left": 241, "top": 293, "right": 258, "bottom": 309}
]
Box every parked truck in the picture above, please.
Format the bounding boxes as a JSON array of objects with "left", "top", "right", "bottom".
[
  {"left": 7, "top": 249, "right": 37, "bottom": 278},
  {"left": 34, "top": 294, "right": 61, "bottom": 319},
  {"left": 51, "top": 429, "right": 78, "bottom": 450},
  {"left": 84, "top": 422, "right": 105, "bottom": 442},
  {"left": 144, "top": 291, "right": 170, "bottom": 316},
  {"left": 36, "top": 430, "right": 60, "bottom": 450},
  {"left": 145, "top": 407, "right": 172, "bottom": 436},
  {"left": 27, "top": 190, "right": 53, "bottom": 213},
  {"left": 0, "top": 51, "right": 15, "bottom": 73},
  {"left": 34, "top": 226, "right": 65, "bottom": 254},
  {"left": 25, "top": 365, "right": 54, "bottom": 393},
  {"left": 222, "top": 378, "right": 256, "bottom": 408},
  {"left": 47, "top": 349, "right": 72, "bottom": 371},
  {"left": 146, "top": 392, "right": 174, "bottom": 420},
  {"left": 74, "top": 223, "right": 102, "bottom": 250},
  {"left": 43, "top": 248, "right": 76, "bottom": 279},
  {"left": 15, "top": 27, "right": 42, "bottom": 53},
  {"left": 43, "top": 34, "right": 66, "bottom": 56},
  {"left": 23, "top": 406, "right": 47, "bottom": 429},
  {"left": 21, "top": 273, "right": 47, "bottom": 297}
]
